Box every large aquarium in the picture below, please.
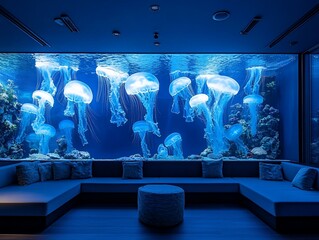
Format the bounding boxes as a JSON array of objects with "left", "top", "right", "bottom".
[
  {"left": 0, "top": 54, "right": 298, "bottom": 160},
  {"left": 311, "top": 54, "right": 319, "bottom": 164}
]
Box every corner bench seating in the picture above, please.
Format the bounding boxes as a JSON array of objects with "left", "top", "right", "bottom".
[{"left": 0, "top": 160, "right": 318, "bottom": 233}]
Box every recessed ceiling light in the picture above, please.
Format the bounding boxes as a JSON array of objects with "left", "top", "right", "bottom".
[
  {"left": 54, "top": 18, "right": 64, "bottom": 26},
  {"left": 150, "top": 4, "right": 160, "bottom": 12},
  {"left": 112, "top": 30, "right": 120, "bottom": 36},
  {"left": 154, "top": 32, "right": 159, "bottom": 39},
  {"left": 154, "top": 41, "right": 160, "bottom": 46},
  {"left": 212, "top": 11, "right": 230, "bottom": 21}
]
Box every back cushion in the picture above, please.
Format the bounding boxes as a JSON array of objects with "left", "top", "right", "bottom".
[{"left": 0, "top": 163, "right": 20, "bottom": 188}]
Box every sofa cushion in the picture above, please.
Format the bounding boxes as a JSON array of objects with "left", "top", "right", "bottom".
[
  {"left": 38, "top": 162, "right": 53, "bottom": 181},
  {"left": 235, "top": 177, "right": 319, "bottom": 217},
  {"left": 122, "top": 161, "right": 143, "bottom": 179},
  {"left": 53, "top": 161, "right": 71, "bottom": 180},
  {"left": 71, "top": 161, "right": 92, "bottom": 179},
  {"left": 16, "top": 162, "right": 40, "bottom": 185},
  {"left": 292, "top": 167, "right": 317, "bottom": 190},
  {"left": 259, "top": 162, "right": 283, "bottom": 181},
  {"left": 0, "top": 163, "right": 20, "bottom": 188},
  {"left": 0, "top": 180, "right": 82, "bottom": 216},
  {"left": 202, "top": 160, "right": 223, "bottom": 178}
]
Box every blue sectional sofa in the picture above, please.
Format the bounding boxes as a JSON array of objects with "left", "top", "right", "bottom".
[{"left": 0, "top": 160, "right": 318, "bottom": 233}]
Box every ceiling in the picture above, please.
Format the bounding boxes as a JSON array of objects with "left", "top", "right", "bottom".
[{"left": 0, "top": 0, "right": 319, "bottom": 53}]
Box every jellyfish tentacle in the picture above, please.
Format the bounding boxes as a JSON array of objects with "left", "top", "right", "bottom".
[
  {"left": 109, "top": 83, "right": 127, "bottom": 126},
  {"left": 139, "top": 132, "right": 150, "bottom": 158},
  {"left": 171, "top": 95, "right": 180, "bottom": 114},
  {"left": 64, "top": 100, "right": 75, "bottom": 117},
  {"left": 77, "top": 102, "right": 89, "bottom": 146}
]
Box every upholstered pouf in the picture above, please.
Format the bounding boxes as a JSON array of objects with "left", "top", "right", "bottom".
[{"left": 138, "top": 184, "right": 185, "bottom": 227}]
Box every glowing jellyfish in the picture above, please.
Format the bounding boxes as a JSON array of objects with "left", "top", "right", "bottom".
[
  {"left": 132, "top": 120, "right": 152, "bottom": 158},
  {"left": 243, "top": 94, "right": 263, "bottom": 136},
  {"left": 189, "top": 94, "right": 214, "bottom": 149},
  {"left": 225, "top": 124, "right": 247, "bottom": 156},
  {"left": 64, "top": 80, "right": 93, "bottom": 146},
  {"left": 125, "top": 72, "right": 160, "bottom": 136},
  {"left": 244, "top": 66, "right": 266, "bottom": 95},
  {"left": 16, "top": 103, "right": 38, "bottom": 143},
  {"left": 157, "top": 144, "right": 168, "bottom": 159},
  {"left": 35, "top": 62, "right": 57, "bottom": 96},
  {"left": 169, "top": 77, "right": 194, "bottom": 122},
  {"left": 31, "top": 90, "right": 54, "bottom": 132},
  {"left": 164, "top": 132, "right": 183, "bottom": 159},
  {"left": 59, "top": 119, "right": 75, "bottom": 153},
  {"left": 35, "top": 124, "right": 56, "bottom": 154},
  {"left": 195, "top": 74, "right": 214, "bottom": 95},
  {"left": 25, "top": 133, "right": 41, "bottom": 150},
  {"left": 207, "top": 75, "right": 240, "bottom": 157},
  {"left": 96, "top": 66, "right": 128, "bottom": 127}
]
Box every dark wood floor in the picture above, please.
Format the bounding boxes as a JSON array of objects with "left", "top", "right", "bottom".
[{"left": 1, "top": 203, "right": 319, "bottom": 240}]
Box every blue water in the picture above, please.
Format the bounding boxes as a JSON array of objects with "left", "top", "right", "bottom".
[{"left": 0, "top": 53, "right": 298, "bottom": 159}]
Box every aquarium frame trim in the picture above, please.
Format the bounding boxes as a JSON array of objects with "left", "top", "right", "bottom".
[{"left": 0, "top": 5, "right": 50, "bottom": 47}]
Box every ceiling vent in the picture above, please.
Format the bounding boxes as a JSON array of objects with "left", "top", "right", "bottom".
[
  {"left": 54, "top": 14, "right": 79, "bottom": 32},
  {"left": 0, "top": 5, "right": 50, "bottom": 47},
  {"left": 240, "top": 16, "right": 262, "bottom": 35},
  {"left": 268, "top": 4, "right": 319, "bottom": 48}
]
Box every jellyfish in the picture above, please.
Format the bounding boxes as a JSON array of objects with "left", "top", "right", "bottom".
[
  {"left": 225, "top": 124, "right": 247, "bottom": 156},
  {"left": 35, "top": 124, "right": 56, "bottom": 154},
  {"left": 64, "top": 80, "right": 93, "bottom": 146},
  {"left": 35, "top": 62, "right": 57, "bottom": 96},
  {"left": 16, "top": 103, "right": 38, "bottom": 143},
  {"left": 164, "top": 132, "right": 183, "bottom": 159},
  {"left": 195, "top": 74, "right": 213, "bottom": 95},
  {"left": 59, "top": 119, "right": 75, "bottom": 153},
  {"left": 244, "top": 66, "right": 266, "bottom": 95},
  {"left": 206, "top": 74, "right": 240, "bottom": 157},
  {"left": 125, "top": 72, "right": 160, "bottom": 136},
  {"left": 169, "top": 77, "right": 194, "bottom": 122},
  {"left": 243, "top": 94, "right": 263, "bottom": 136},
  {"left": 132, "top": 120, "right": 152, "bottom": 158},
  {"left": 31, "top": 90, "right": 54, "bottom": 132},
  {"left": 189, "top": 94, "right": 214, "bottom": 149},
  {"left": 157, "top": 144, "right": 168, "bottom": 159},
  {"left": 25, "top": 133, "right": 41, "bottom": 150},
  {"left": 96, "top": 66, "right": 128, "bottom": 127}
]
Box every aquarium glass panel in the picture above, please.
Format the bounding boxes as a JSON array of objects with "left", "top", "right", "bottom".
[
  {"left": 311, "top": 54, "right": 319, "bottom": 164},
  {"left": 0, "top": 54, "right": 298, "bottom": 160}
]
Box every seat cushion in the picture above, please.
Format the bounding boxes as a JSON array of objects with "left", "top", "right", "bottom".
[
  {"left": 0, "top": 180, "right": 82, "bottom": 216},
  {"left": 235, "top": 177, "right": 319, "bottom": 217}
]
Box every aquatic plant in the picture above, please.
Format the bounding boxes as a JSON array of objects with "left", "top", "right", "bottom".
[
  {"left": 243, "top": 94, "right": 263, "bottom": 136},
  {"left": 169, "top": 77, "right": 194, "bottom": 122},
  {"left": 35, "top": 62, "right": 57, "bottom": 96},
  {"left": 16, "top": 103, "right": 38, "bottom": 143},
  {"left": 25, "top": 133, "right": 41, "bottom": 150},
  {"left": 31, "top": 90, "right": 54, "bottom": 132},
  {"left": 244, "top": 66, "right": 265, "bottom": 95},
  {"left": 206, "top": 74, "right": 240, "bottom": 157},
  {"left": 225, "top": 124, "right": 247, "bottom": 156},
  {"left": 164, "top": 132, "right": 183, "bottom": 159},
  {"left": 132, "top": 120, "right": 152, "bottom": 158},
  {"left": 125, "top": 72, "right": 160, "bottom": 136},
  {"left": 96, "top": 66, "right": 128, "bottom": 126},
  {"left": 64, "top": 80, "right": 93, "bottom": 146},
  {"left": 59, "top": 119, "right": 75, "bottom": 153},
  {"left": 35, "top": 124, "right": 56, "bottom": 154},
  {"left": 157, "top": 143, "right": 168, "bottom": 159},
  {"left": 189, "top": 94, "right": 214, "bottom": 149}
]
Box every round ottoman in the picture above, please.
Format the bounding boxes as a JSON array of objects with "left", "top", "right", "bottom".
[{"left": 138, "top": 184, "right": 185, "bottom": 227}]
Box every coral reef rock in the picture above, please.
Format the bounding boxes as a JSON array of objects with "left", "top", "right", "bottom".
[
  {"left": 200, "top": 148, "right": 212, "bottom": 157},
  {"left": 55, "top": 136, "right": 68, "bottom": 156},
  {"left": 47, "top": 153, "right": 61, "bottom": 159},
  {"left": 187, "top": 154, "right": 201, "bottom": 160},
  {"left": 251, "top": 147, "right": 267, "bottom": 159},
  {"left": 29, "top": 153, "right": 50, "bottom": 160},
  {"left": 64, "top": 150, "right": 91, "bottom": 159}
]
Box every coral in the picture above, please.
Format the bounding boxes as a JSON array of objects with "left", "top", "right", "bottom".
[
  {"left": 55, "top": 136, "right": 68, "bottom": 157},
  {"left": 0, "top": 80, "right": 22, "bottom": 158},
  {"left": 64, "top": 150, "right": 91, "bottom": 159}
]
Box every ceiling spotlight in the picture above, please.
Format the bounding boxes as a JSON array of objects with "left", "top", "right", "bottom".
[
  {"left": 54, "top": 14, "right": 79, "bottom": 32},
  {"left": 150, "top": 4, "right": 160, "bottom": 12},
  {"left": 154, "top": 41, "right": 160, "bottom": 46},
  {"left": 54, "top": 18, "right": 64, "bottom": 26},
  {"left": 212, "top": 11, "right": 230, "bottom": 21},
  {"left": 112, "top": 30, "right": 120, "bottom": 36}
]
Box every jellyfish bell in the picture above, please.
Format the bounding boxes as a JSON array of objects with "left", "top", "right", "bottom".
[
  {"left": 59, "top": 119, "right": 75, "bottom": 153},
  {"left": 35, "top": 124, "right": 56, "bottom": 154},
  {"left": 243, "top": 94, "right": 264, "bottom": 136},
  {"left": 195, "top": 74, "right": 218, "bottom": 95},
  {"left": 164, "top": 132, "right": 183, "bottom": 159},
  {"left": 189, "top": 93, "right": 209, "bottom": 108},
  {"left": 31, "top": 90, "right": 54, "bottom": 132},
  {"left": 132, "top": 120, "right": 153, "bottom": 158},
  {"left": 225, "top": 124, "right": 248, "bottom": 156},
  {"left": 16, "top": 103, "right": 38, "bottom": 143},
  {"left": 157, "top": 143, "right": 168, "bottom": 159},
  {"left": 125, "top": 72, "right": 160, "bottom": 137},
  {"left": 64, "top": 80, "right": 93, "bottom": 146},
  {"left": 206, "top": 75, "right": 240, "bottom": 96},
  {"left": 96, "top": 66, "right": 129, "bottom": 127},
  {"left": 169, "top": 77, "right": 194, "bottom": 122}
]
